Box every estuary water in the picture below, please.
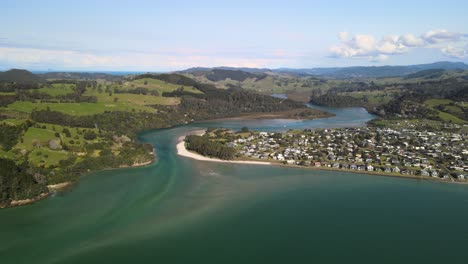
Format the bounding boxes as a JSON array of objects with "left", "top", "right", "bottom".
[{"left": 1, "top": 105, "right": 468, "bottom": 264}]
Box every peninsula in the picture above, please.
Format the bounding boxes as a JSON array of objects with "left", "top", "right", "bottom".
[{"left": 180, "top": 127, "right": 467, "bottom": 182}]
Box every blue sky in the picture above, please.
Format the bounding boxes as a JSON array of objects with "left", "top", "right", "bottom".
[{"left": 1, "top": 0, "right": 467, "bottom": 71}]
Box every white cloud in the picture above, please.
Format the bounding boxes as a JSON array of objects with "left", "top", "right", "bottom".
[
  {"left": 376, "top": 36, "right": 407, "bottom": 54},
  {"left": 422, "top": 29, "right": 465, "bottom": 44},
  {"left": 399, "top": 34, "right": 425, "bottom": 47},
  {"left": 329, "top": 34, "right": 377, "bottom": 58},
  {"left": 330, "top": 29, "right": 468, "bottom": 61},
  {"left": 441, "top": 45, "right": 467, "bottom": 59},
  {"left": 0, "top": 46, "right": 296, "bottom": 70}
]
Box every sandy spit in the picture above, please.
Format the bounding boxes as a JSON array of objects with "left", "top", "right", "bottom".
[{"left": 176, "top": 130, "right": 272, "bottom": 166}]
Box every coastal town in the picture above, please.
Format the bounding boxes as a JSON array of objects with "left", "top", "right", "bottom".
[{"left": 187, "top": 127, "right": 468, "bottom": 182}]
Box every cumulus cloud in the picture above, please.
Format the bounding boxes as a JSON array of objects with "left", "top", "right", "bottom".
[
  {"left": 399, "top": 34, "right": 425, "bottom": 47},
  {"left": 330, "top": 29, "right": 468, "bottom": 61},
  {"left": 442, "top": 45, "right": 467, "bottom": 59}
]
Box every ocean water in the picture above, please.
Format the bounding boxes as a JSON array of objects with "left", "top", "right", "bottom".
[{"left": 1, "top": 106, "right": 468, "bottom": 264}]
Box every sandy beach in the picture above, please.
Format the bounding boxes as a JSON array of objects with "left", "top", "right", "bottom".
[
  {"left": 47, "top": 181, "right": 72, "bottom": 191},
  {"left": 176, "top": 131, "right": 273, "bottom": 165},
  {"left": 176, "top": 130, "right": 461, "bottom": 184}
]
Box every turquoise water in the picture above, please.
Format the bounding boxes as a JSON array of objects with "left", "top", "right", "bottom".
[{"left": 1, "top": 106, "right": 468, "bottom": 264}]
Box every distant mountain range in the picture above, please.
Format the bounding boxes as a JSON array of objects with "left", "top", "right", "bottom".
[
  {"left": 180, "top": 61, "right": 468, "bottom": 78},
  {"left": 40, "top": 72, "right": 123, "bottom": 81},
  {"left": 1, "top": 61, "right": 467, "bottom": 82}
]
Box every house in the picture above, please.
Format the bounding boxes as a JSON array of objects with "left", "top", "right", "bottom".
[
  {"left": 366, "top": 165, "right": 374, "bottom": 171},
  {"left": 420, "top": 170, "right": 430, "bottom": 177},
  {"left": 393, "top": 167, "right": 401, "bottom": 173},
  {"left": 314, "top": 162, "right": 321, "bottom": 167},
  {"left": 277, "top": 154, "right": 285, "bottom": 161}
]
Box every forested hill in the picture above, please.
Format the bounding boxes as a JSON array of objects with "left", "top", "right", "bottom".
[
  {"left": 0, "top": 69, "right": 44, "bottom": 84},
  {"left": 309, "top": 74, "right": 468, "bottom": 124},
  {"left": 179, "top": 61, "right": 468, "bottom": 78},
  {"left": 281, "top": 61, "right": 468, "bottom": 78},
  {"left": 129, "top": 73, "right": 325, "bottom": 120},
  {"left": 181, "top": 69, "right": 266, "bottom": 82}
]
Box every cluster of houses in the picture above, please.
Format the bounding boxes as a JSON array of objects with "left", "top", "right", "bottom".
[{"left": 220, "top": 127, "right": 467, "bottom": 181}]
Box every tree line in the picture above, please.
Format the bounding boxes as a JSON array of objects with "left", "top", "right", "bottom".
[{"left": 185, "top": 135, "right": 235, "bottom": 160}]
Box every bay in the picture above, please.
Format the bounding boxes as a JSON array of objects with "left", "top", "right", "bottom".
[{"left": 1, "top": 105, "right": 468, "bottom": 264}]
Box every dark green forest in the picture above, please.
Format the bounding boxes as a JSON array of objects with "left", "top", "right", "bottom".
[{"left": 185, "top": 135, "right": 235, "bottom": 160}]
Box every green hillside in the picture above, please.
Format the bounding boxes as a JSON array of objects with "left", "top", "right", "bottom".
[{"left": 0, "top": 72, "right": 325, "bottom": 207}]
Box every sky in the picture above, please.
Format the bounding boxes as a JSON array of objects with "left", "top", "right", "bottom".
[{"left": 1, "top": 0, "right": 467, "bottom": 71}]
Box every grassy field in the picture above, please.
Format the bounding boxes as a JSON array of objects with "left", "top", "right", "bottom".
[
  {"left": 4, "top": 101, "right": 157, "bottom": 115},
  {"left": 28, "top": 148, "right": 69, "bottom": 168},
  {"left": 16, "top": 127, "right": 58, "bottom": 151},
  {"left": 15, "top": 123, "right": 102, "bottom": 150},
  {"left": 445, "top": 105, "right": 463, "bottom": 114},
  {"left": 9, "top": 122, "right": 104, "bottom": 167},
  {"left": 0, "top": 80, "right": 177, "bottom": 171},
  {"left": 341, "top": 90, "right": 396, "bottom": 105},
  {"left": 0, "top": 149, "right": 17, "bottom": 160},
  {"left": 83, "top": 90, "right": 179, "bottom": 106},
  {"left": 424, "top": 99, "right": 466, "bottom": 124},
  {"left": 0, "top": 118, "right": 26, "bottom": 126},
  {"left": 35, "top": 83, "right": 76, "bottom": 96},
  {"left": 425, "top": 99, "right": 453, "bottom": 107},
  {"left": 123, "top": 78, "right": 202, "bottom": 94},
  {"left": 438, "top": 111, "right": 465, "bottom": 124}
]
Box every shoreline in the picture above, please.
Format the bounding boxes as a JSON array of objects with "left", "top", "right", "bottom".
[
  {"left": 205, "top": 109, "right": 335, "bottom": 122},
  {"left": 177, "top": 131, "right": 272, "bottom": 165},
  {"left": 119, "top": 159, "right": 154, "bottom": 168},
  {"left": 47, "top": 181, "right": 73, "bottom": 192},
  {"left": 0, "top": 181, "right": 75, "bottom": 209},
  {"left": 1, "top": 110, "right": 334, "bottom": 209},
  {"left": 0, "top": 151, "right": 157, "bottom": 209},
  {"left": 176, "top": 130, "right": 460, "bottom": 184},
  {"left": 0, "top": 192, "right": 50, "bottom": 209}
]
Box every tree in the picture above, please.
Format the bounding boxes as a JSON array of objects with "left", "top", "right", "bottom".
[
  {"left": 62, "top": 128, "right": 71, "bottom": 138},
  {"left": 83, "top": 131, "right": 97, "bottom": 140}
]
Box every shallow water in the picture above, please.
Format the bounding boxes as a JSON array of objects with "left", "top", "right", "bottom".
[{"left": 1, "top": 106, "right": 468, "bottom": 264}]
